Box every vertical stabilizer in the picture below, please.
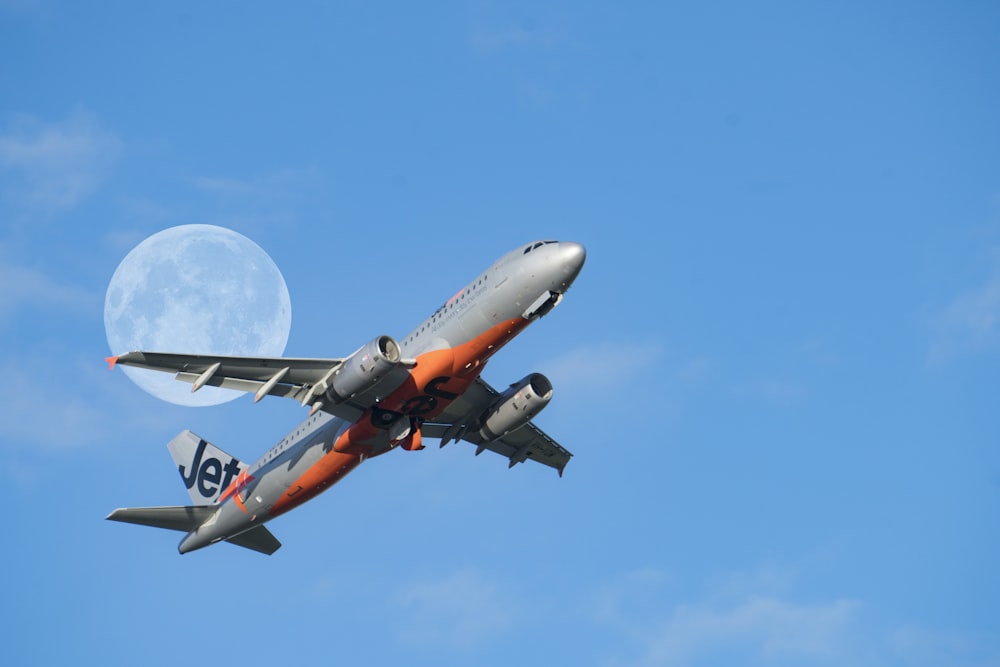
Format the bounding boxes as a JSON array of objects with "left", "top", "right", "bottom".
[{"left": 167, "top": 430, "right": 247, "bottom": 505}]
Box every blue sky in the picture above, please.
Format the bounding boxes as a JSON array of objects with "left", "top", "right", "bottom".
[{"left": 2, "top": 2, "right": 998, "bottom": 665}]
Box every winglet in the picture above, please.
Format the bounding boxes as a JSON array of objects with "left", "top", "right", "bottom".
[{"left": 105, "top": 355, "right": 119, "bottom": 371}]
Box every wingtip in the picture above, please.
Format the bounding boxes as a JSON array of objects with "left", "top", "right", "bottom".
[{"left": 104, "top": 355, "right": 119, "bottom": 371}]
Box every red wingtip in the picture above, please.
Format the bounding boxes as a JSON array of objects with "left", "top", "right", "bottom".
[{"left": 105, "top": 355, "right": 119, "bottom": 371}]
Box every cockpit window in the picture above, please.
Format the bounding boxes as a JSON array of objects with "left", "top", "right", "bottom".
[{"left": 523, "top": 240, "right": 558, "bottom": 254}]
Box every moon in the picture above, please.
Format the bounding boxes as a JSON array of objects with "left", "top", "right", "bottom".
[{"left": 104, "top": 224, "right": 291, "bottom": 407}]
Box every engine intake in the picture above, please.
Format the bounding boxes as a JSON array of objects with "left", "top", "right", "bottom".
[
  {"left": 326, "top": 335, "right": 402, "bottom": 401},
  {"left": 479, "top": 373, "right": 553, "bottom": 441}
]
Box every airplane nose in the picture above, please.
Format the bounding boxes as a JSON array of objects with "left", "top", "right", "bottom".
[{"left": 556, "top": 241, "right": 586, "bottom": 290}]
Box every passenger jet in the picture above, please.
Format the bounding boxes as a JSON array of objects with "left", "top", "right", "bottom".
[{"left": 106, "top": 240, "right": 586, "bottom": 555}]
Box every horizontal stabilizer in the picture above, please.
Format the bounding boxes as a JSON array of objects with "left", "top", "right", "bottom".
[
  {"left": 106, "top": 506, "right": 215, "bottom": 532},
  {"left": 226, "top": 525, "right": 282, "bottom": 555},
  {"left": 108, "top": 507, "right": 282, "bottom": 555}
]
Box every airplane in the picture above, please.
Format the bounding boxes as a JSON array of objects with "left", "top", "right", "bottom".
[{"left": 105, "top": 240, "right": 586, "bottom": 555}]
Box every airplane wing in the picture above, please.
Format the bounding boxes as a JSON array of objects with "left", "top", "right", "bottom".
[
  {"left": 108, "top": 352, "right": 572, "bottom": 474},
  {"left": 107, "top": 350, "right": 388, "bottom": 422},
  {"left": 420, "top": 378, "right": 573, "bottom": 476}
]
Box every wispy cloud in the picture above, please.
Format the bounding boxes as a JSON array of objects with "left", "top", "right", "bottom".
[
  {"left": 0, "top": 357, "right": 111, "bottom": 451},
  {"left": 593, "top": 566, "right": 1000, "bottom": 667},
  {"left": 466, "top": 10, "right": 575, "bottom": 111},
  {"left": 0, "top": 111, "right": 123, "bottom": 215},
  {"left": 192, "top": 166, "right": 325, "bottom": 229},
  {"left": 469, "top": 22, "right": 568, "bottom": 53},
  {"left": 889, "top": 625, "right": 1000, "bottom": 667},
  {"left": 193, "top": 167, "right": 323, "bottom": 201},
  {"left": 733, "top": 377, "right": 809, "bottom": 408},
  {"left": 941, "top": 275, "right": 1000, "bottom": 338},
  {"left": 0, "top": 257, "right": 101, "bottom": 320},
  {"left": 929, "top": 257, "right": 1000, "bottom": 364},
  {"left": 0, "top": 350, "right": 184, "bottom": 466},
  {"left": 193, "top": 176, "right": 255, "bottom": 197},
  {"left": 595, "top": 567, "right": 860, "bottom": 667},
  {"left": 539, "top": 340, "right": 664, "bottom": 394},
  {"left": 0, "top": 0, "right": 45, "bottom": 14},
  {"left": 640, "top": 596, "right": 859, "bottom": 665},
  {"left": 393, "top": 569, "right": 515, "bottom": 649},
  {"left": 539, "top": 341, "right": 717, "bottom": 427}
]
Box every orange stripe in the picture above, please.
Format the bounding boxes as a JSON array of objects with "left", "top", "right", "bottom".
[
  {"left": 268, "top": 449, "right": 362, "bottom": 517},
  {"left": 269, "top": 316, "right": 532, "bottom": 517},
  {"left": 377, "top": 317, "right": 529, "bottom": 418}
]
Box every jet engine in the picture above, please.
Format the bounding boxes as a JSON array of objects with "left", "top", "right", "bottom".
[
  {"left": 479, "top": 373, "right": 553, "bottom": 441},
  {"left": 325, "top": 335, "right": 403, "bottom": 401}
]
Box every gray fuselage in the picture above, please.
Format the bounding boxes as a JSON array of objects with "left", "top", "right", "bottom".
[{"left": 178, "top": 240, "right": 585, "bottom": 554}]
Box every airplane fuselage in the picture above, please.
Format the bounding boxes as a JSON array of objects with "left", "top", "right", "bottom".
[{"left": 177, "top": 241, "right": 585, "bottom": 554}]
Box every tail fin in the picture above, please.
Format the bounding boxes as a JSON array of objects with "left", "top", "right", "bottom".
[{"left": 167, "top": 430, "right": 247, "bottom": 505}]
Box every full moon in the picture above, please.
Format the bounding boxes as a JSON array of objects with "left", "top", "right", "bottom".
[{"left": 104, "top": 224, "right": 292, "bottom": 406}]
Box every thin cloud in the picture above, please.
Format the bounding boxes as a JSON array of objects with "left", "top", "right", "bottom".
[
  {"left": 0, "top": 111, "right": 123, "bottom": 215},
  {"left": 192, "top": 166, "right": 326, "bottom": 229},
  {"left": 889, "top": 625, "right": 1000, "bottom": 667},
  {"left": 540, "top": 340, "right": 663, "bottom": 394},
  {"left": 0, "top": 357, "right": 110, "bottom": 451},
  {"left": 0, "top": 351, "right": 182, "bottom": 460},
  {"left": 640, "top": 596, "right": 860, "bottom": 665},
  {"left": 469, "top": 23, "right": 568, "bottom": 53},
  {"left": 733, "top": 377, "right": 809, "bottom": 408},
  {"left": 0, "top": 258, "right": 100, "bottom": 320},
  {"left": 929, "top": 261, "right": 1000, "bottom": 364},
  {"left": 593, "top": 566, "right": 1000, "bottom": 667},
  {"left": 393, "top": 569, "right": 515, "bottom": 649},
  {"left": 942, "top": 275, "right": 1000, "bottom": 337},
  {"left": 0, "top": 0, "right": 45, "bottom": 14},
  {"left": 595, "top": 567, "right": 860, "bottom": 667},
  {"left": 194, "top": 167, "right": 323, "bottom": 201},
  {"left": 194, "top": 176, "right": 254, "bottom": 197}
]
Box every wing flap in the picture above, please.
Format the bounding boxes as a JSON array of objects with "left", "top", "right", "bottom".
[
  {"left": 423, "top": 421, "right": 572, "bottom": 475},
  {"left": 113, "top": 351, "right": 343, "bottom": 386},
  {"left": 421, "top": 378, "right": 573, "bottom": 475},
  {"left": 485, "top": 423, "right": 573, "bottom": 473},
  {"left": 173, "top": 371, "right": 301, "bottom": 398},
  {"left": 111, "top": 351, "right": 367, "bottom": 421}
]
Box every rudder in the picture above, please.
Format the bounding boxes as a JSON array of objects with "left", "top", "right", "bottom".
[{"left": 167, "top": 430, "right": 247, "bottom": 505}]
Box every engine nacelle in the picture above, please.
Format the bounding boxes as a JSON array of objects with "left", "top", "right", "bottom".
[
  {"left": 326, "top": 335, "right": 402, "bottom": 401},
  {"left": 479, "top": 373, "right": 553, "bottom": 441}
]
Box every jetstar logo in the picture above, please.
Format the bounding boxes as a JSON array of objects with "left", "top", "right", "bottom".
[
  {"left": 397, "top": 375, "right": 460, "bottom": 416},
  {"left": 178, "top": 439, "right": 244, "bottom": 500}
]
